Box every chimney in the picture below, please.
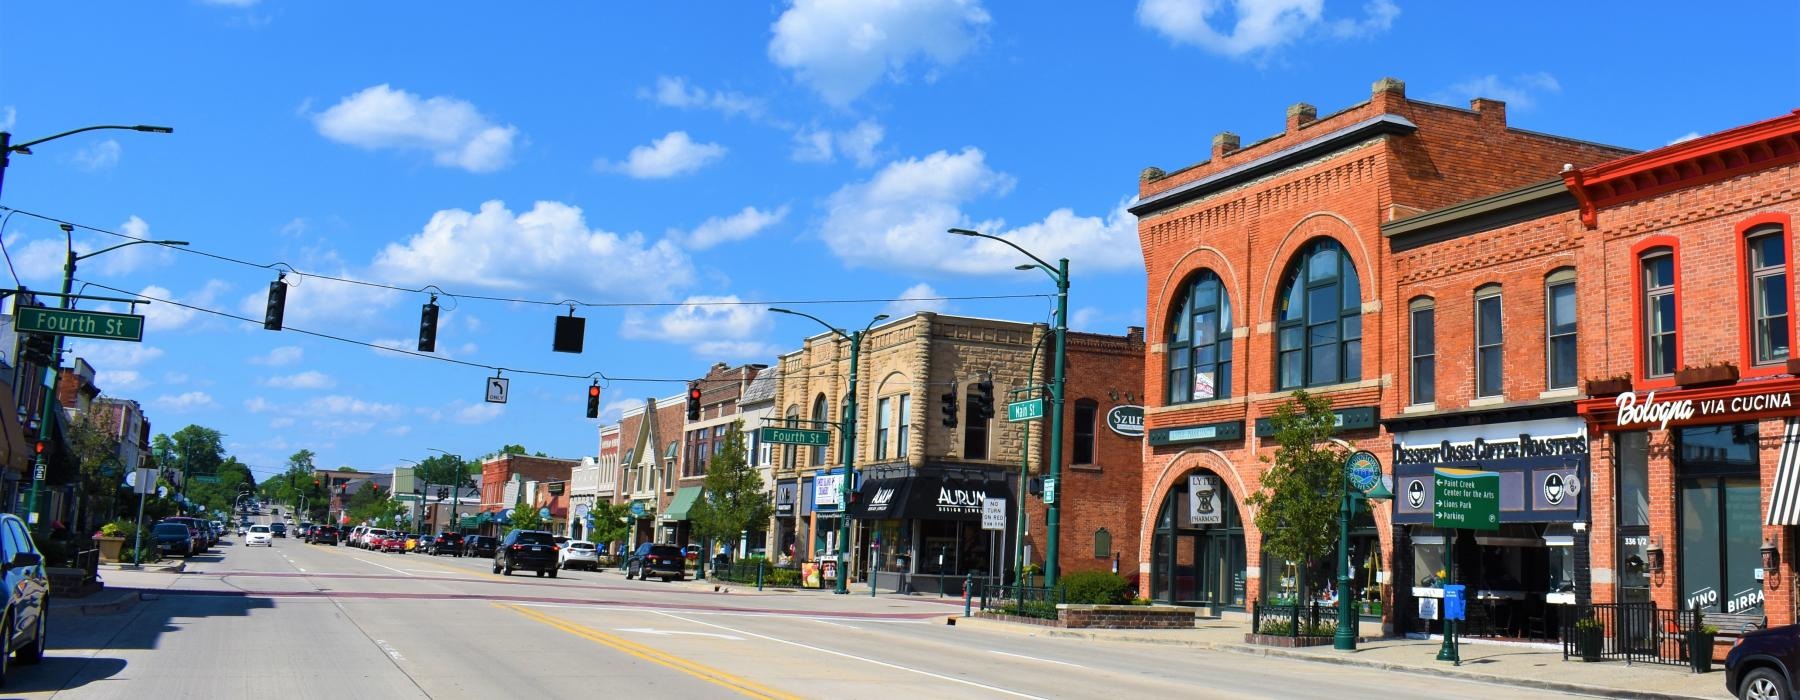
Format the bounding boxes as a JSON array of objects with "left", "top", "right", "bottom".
[
  {"left": 1286, "top": 102, "right": 1318, "bottom": 133},
  {"left": 1211, "top": 132, "right": 1241, "bottom": 160},
  {"left": 1371, "top": 77, "right": 1406, "bottom": 111},
  {"left": 1126, "top": 326, "right": 1145, "bottom": 344},
  {"left": 1470, "top": 98, "right": 1507, "bottom": 126}
]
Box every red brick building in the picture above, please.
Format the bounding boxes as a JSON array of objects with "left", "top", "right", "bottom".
[
  {"left": 1131, "top": 77, "right": 1632, "bottom": 625},
  {"left": 478, "top": 454, "right": 576, "bottom": 533}
]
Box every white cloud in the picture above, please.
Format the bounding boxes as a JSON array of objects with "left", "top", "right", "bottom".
[
  {"left": 385, "top": 425, "right": 412, "bottom": 436},
  {"left": 676, "top": 205, "right": 789, "bottom": 250},
  {"left": 312, "top": 419, "right": 375, "bottom": 437},
  {"left": 1070, "top": 307, "right": 1105, "bottom": 332},
  {"left": 115, "top": 279, "right": 229, "bottom": 333},
  {"left": 452, "top": 402, "right": 504, "bottom": 424},
  {"left": 249, "top": 346, "right": 304, "bottom": 366},
  {"left": 269, "top": 416, "right": 296, "bottom": 429},
  {"left": 883, "top": 283, "right": 948, "bottom": 317},
  {"left": 96, "top": 370, "right": 146, "bottom": 392},
  {"left": 262, "top": 371, "right": 336, "bottom": 390},
  {"left": 244, "top": 396, "right": 274, "bottom": 413},
  {"left": 155, "top": 391, "right": 214, "bottom": 411},
  {"left": 642, "top": 76, "right": 765, "bottom": 119},
  {"left": 1668, "top": 131, "right": 1703, "bottom": 146},
  {"left": 369, "top": 199, "right": 693, "bottom": 299},
  {"left": 596, "top": 131, "right": 726, "bottom": 179},
  {"left": 0, "top": 106, "right": 14, "bottom": 131},
  {"left": 163, "top": 372, "right": 190, "bottom": 384},
  {"left": 1440, "top": 72, "right": 1562, "bottom": 111},
  {"left": 792, "top": 120, "right": 884, "bottom": 166},
  {"left": 599, "top": 398, "right": 639, "bottom": 423},
  {"left": 312, "top": 84, "right": 519, "bottom": 173},
  {"left": 65, "top": 342, "right": 163, "bottom": 372},
  {"left": 237, "top": 273, "right": 403, "bottom": 329},
  {"left": 770, "top": 0, "right": 991, "bottom": 106},
  {"left": 1136, "top": 0, "right": 1397, "bottom": 56},
  {"left": 73, "top": 139, "right": 121, "bottom": 171},
  {"left": 304, "top": 395, "right": 405, "bottom": 420},
  {"left": 622, "top": 295, "right": 778, "bottom": 359},
  {"left": 819, "top": 147, "right": 1141, "bottom": 275}
]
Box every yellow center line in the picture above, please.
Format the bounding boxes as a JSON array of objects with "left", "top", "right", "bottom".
[{"left": 498, "top": 603, "right": 800, "bottom": 700}]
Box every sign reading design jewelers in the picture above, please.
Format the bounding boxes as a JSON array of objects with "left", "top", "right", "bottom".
[{"left": 1189, "top": 474, "right": 1223, "bottom": 525}]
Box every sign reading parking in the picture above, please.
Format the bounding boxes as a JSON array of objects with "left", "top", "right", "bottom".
[{"left": 1432, "top": 468, "right": 1499, "bottom": 531}]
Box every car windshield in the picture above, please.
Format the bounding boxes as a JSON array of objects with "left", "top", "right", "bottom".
[
  {"left": 512, "top": 532, "right": 556, "bottom": 545},
  {"left": 250, "top": 526, "right": 269, "bottom": 533},
  {"left": 369, "top": 529, "right": 389, "bottom": 536},
  {"left": 154, "top": 524, "right": 188, "bottom": 535},
  {"left": 648, "top": 546, "right": 683, "bottom": 557},
  {"left": 271, "top": 523, "right": 286, "bottom": 530},
  {"left": 570, "top": 542, "right": 595, "bottom": 550}
]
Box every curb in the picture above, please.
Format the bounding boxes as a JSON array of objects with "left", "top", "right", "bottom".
[
  {"left": 55, "top": 589, "right": 147, "bottom": 616},
  {"left": 99, "top": 561, "right": 187, "bottom": 573},
  {"left": 951, "top": 617, "right": 1719, "bottom": 700}
]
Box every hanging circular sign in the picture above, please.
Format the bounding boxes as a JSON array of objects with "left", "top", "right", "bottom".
[{"left": 1345, "top": 450, "right": 1384, "bottom": 495}]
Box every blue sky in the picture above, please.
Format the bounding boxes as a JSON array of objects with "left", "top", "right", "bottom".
[{"left": 1, "top": 1, "right": 1794, "bottom": 481}]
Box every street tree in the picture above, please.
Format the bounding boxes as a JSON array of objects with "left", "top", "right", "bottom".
[
  {"left": 508, "top": 493, "right": 547, "bottom": 532},
  {"left": 1244, "top": 390, "right": 1346, "bottom": 605},
  {"left": 688, "top": 421, "right": 769, "bottom": 559},
  {"left": 66, "top": 410, "right": 125, "bottom": 533},
  {"left": 585, "top": 501, "right": 634, "bottom": 552},
  {"left": 346, "top": 482, "right": 404, "bottom": 526}
]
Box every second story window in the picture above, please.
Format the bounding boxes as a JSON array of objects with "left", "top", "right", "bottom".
[
  {"left": 1748, "top": 228, "right": 1789, "bottom": 365},
  {"left": 782, "top": 407, "right": 799, "bottom": 469},
  {"left": 1167, "top": 270, "right": 1233, "bottom": 403},
  {"left": 964, "top": 384, "right": 990, "bottom": 460},
  {"left": 810, "top": 394, "right": 829, "bottom": 466},
  {"left": 896, "top": 393, "right": 911, "bottom": 457},
  {"left": 1276, "top": 238, "right": 1362, "bottom": 390},
  {"left": 1546, "top": 270, "right": 1577, "bottom": 390},
  {"left": 1409, "top": 298, "right": 1435, "bottom": 405},
  {"left": 1642, "top": 250, "right": 1678, "bottom": 378},
  {"left": 875, "top": 397, "right": 891, "bottom": 460},
  {"left": 1073, "top": 399, "right": 1097, "bottom": 465},
  {"left": 1476, "top": 285, "right": 1503, "bottom": 398}
]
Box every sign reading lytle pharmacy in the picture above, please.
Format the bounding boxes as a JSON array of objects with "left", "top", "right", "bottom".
[{"left": 1578, "top": 377, "right": 1800, "bottom": 432}]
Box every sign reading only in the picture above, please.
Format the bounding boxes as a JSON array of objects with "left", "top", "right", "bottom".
[
  {"left": 1007, "top": 398, "right": 1045, "bottom": 422},
  {"left": 17, "top": 306, "right": 145, "bottom": 342},
  {"left": 759, "top": 426, "right": 831, "bottom": 446}
]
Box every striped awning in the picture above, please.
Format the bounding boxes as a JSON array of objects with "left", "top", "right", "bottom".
[{"left": 1766, "top": 419, "right": 1800, "bottom": 525}]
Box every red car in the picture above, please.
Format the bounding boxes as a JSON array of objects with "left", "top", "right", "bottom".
[{"left": 380, "top": 534, "right": 408, "bottom": 553}]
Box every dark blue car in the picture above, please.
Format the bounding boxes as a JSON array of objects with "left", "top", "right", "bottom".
[
  {"left": 0, "top": 512, "right": 49, "bottom": 685},
  {"left": 1726, "top": 624, "right": 1800, "bottom": 699}
]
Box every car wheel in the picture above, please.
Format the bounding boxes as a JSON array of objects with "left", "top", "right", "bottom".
[
  {"left": 549, "top": 569, "right": 558, "bottom": 579},
  {"left": 535, "top": 569, "right": 544, "bottom": 578},
  {"left": 662, "top": 576, "right": 674, "bottom": 583},
  {"left": 16, "top": 604, "right": 45, "bottom": 666},
  {"left": 626, "top": 564, "right": 636, "bottom": 580},
  {"left": 1742, "top": 668, "right": 1788, "bottom": 700},
  {"left": 504, "top": 564, "right": 515, "bottom": 576},
  {"left": 492, "top": 562, "right": 502, "bottom": 574},
  {"left": 0, "top": 610, "right": 11, "bottom": 687}
]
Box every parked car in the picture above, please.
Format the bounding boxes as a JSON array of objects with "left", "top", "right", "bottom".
[
  {"left": 683, "top": 543, "right": 701, "bottom": 561},
  {"left": 626, "top": 543, "right": 686, "bottom": 582},
  {"left": 297, "top": 522, "right": 315, "bottom": 539},
  {"left": 493, "top": 530, "right": 559, "bottom": 577},
  {"left": 403, "top": 534, "right": 422, "bottom": 552},
  {"left": 210, "top": 520, "right": 226, "bottom": 537},
  {"left": 245, "top": 525, "right": 273, "bottom": 547},
  {"left": 1726, "top": 622, "right": 1799, "bottom": 700},
  {"left": 347, "top": 526, "right": 367, "bottom": 548},
  {"left": 163, "top": 517, "right": 211, "bottom": 551},
  {"left": 428, "top": 532, "right": 463, "bottom": 556},
  {"left": 463, "top": 535, "right": 498, "bottom": 559},
  {"left": 310, "top": 526, "right": 340, "bottom": 545},
  {"left": 152, "top": 522, "right": 198, "bottom": 557},
  {"left": 270, "top": 522, "right": 287, "bottom": 538},
  {"left": 560, "top": 541, "right": 600, "bottom": 571},
  {"left": 379, "top": 533, "right": 407, "bottom": 553},
  {"left": 0, "top": 512, "right": 49, "bottom": 684},
  {"left": 361, "top": 528, "right": 392, "bottom": 549},
  {"left": 554, "top": 536, "right": 570, "bottom": 548}
]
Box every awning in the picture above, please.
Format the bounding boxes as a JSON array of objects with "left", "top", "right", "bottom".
[
  {"left": 848, "top": 474, "right": 1010, "bottom": 522},
  {"left": 1767, "top": 419, "right": 1800, "bottom": 525},
  {"left": 847, "top": 478, "right": 915, "bottom": 519},
  {"left": 663, "top": 486, "right": 702, "bottom": 521}
]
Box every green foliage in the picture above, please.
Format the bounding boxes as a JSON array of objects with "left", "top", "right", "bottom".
[
  {"left": 996, "top": 601, "right": 1060, "bottom": 620},
  {"left": 585, "top": 501, "right": 634, "bottom": 547},
  {"left": 1057, "top": 570, "right": 1131, "bottom": 605},
  {"left": 1244, "top": 391, "right": 1345, "bottom": 603},
  {"left": 508, "top": 495, "right": 547, "bottom": 532},
  {"left": 688, "top": 422, "right": 771, "bottom": 546},
  {"left": 347, "top": 482, "right": 404, "bottom": 525},
  {"left": 1257, "top": 619, "right": 1337, "bottom": 637},
  {"left": 68, "top": 411, "right": 126, "bottom": 532},
  {"left": 1574, "top": 617, "right": 1604, "bottom": 631},
  {"left": 763, "top": 567, "right": 801, "bottom": 587},
  {"left": 98, "top": 519, "right": 136, "bottom": 538},
  {"left": 119, "top": 546, "right": 161, "bottom": 564}
]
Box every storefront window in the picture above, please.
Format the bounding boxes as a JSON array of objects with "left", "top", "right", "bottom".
[
  {"left": 1151, "top": 470, "right": 1246, "bottom": 607},
  {"left": 1677, "top": 424, "right": 1763, "bottom": 614},
  {"left": 1547, "top": 546, "right": 1575, "bottom": 594},
  {"left": 1413, "top": 532, "right": 1448, "bottom": 588},
  {"left": 1265, "top": 506, "right": 1378, "bottom": 607},
  {"left": 918, "top": 520, "right": 990, "bottom": 577},
  {"left": 869, "top": 519, "right": 911, "bottom": 573}
]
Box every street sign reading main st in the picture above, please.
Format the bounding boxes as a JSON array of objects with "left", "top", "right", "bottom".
[
  {"left": 17, "top": 306, "right": 144, "bottom": 342},
  {"left": 759, "top": 426, "right": 831, "bottom": 446},
  {"left": 1006, "top": 398, "right": 1045, "bottom": 422}
]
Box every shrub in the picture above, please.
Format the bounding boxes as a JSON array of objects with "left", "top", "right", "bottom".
[
  {"left": 98, "top": 519, "right": 136, "bottom": 538},
  {"left": 1057, "top": 570, "right": 1130, "bottom": 605},
  {"left": 764, "top": 567, "right": 801, "bottom": 587}
]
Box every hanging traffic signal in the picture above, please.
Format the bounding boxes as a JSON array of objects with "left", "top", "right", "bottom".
[
  {"left": 975, "top": 379, "right": 996, "bottom": 420},
  {"left": 586, "top": 382, "right": 602, "bottom": 419},
  {"left": 264, "top": 275, "right": 288, "bottom": 331},
  {"left": 19, "top": 332, "right": 54, "bottom": 365},
  {"left": 553, "top": 308, "right": 586, "bottom": 354},
  {"left": 418, "top": 297, "right": 440, "bottom": 352},
  {"left": 686, "top": 382, "right": 702, "bottom": 421},
  {"left": 940, "top": 390, "right": 959, "bottom": 427}
]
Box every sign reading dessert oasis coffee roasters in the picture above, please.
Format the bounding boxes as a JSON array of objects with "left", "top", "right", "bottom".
[{"left": 1392, "top": 418, "right": 1588, "bottom": 525}]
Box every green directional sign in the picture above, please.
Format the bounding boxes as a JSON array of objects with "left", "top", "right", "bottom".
[
  {"left": 759, "top": 426, "right": 831, "bottom": 446},
  {"left": 1433, "top": 467, "right": 1500, "bottom": 531},
  {"left": 16, "top": 306, "right": 145, "bottom": 342},
  {"left": 195, "top": 475, "right": 221, "bottom": 484},
  {"left": 1007, "top": 398, "right": 1045, "bottom": 422}
]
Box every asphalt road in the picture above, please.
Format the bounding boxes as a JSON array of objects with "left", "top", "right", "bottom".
[{"left": 13, "top": 521, "right": 1583, "bottom": 699}]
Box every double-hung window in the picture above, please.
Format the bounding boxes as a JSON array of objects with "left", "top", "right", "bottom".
[
  {"left": 875, "top": 397, "right": 892, "bottom": 460},
  {"left": 1475, "top": 286, "right": 1503, "bottom": 398},
  {"left": 1546, "top": 270, "right": 1577, "bottom": 390},
  {"left": 1748, "top": 229, "right": 1789, "bottom": 365},
  {"left": 896, "top": 393, "right": 910, "bottom": 457},
  {"left": 1409, "top": 298, "right": 1435, "bottom": 405},
  {"left": 1643, "top": 250, "right": 1678, "bottom": 378}
]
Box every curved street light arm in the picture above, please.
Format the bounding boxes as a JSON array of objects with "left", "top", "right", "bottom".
[
  {"left": 768, "top": 307, "right": 848, "bottom": 340},
  {"left": 947, "top": 227, "right": 1057, "bottom": 274},
  {"left": 9, "top": 124, "right": 174, "bottom": 153},
  {"left": 76, "top": 239, "right": 189, "bottom": 263}
]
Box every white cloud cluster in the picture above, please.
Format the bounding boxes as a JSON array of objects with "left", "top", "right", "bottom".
[
  {"left": 155, "top": 391, "right": 215, "bottom": 412},
  {"left": 369, "top": 199, "right": 693, "bottom": 299},
  {"left": 262, "top": 371, "right": 336, "bottom": 390},
  {"left": 1136, "top": 0, "right": 1397, "bottom": 56},
  {"left": 792, "top": 120, "right": 884, "bottom": 166},
  {"left": 596, "top": 131, "right": 727, "bottom": 179},
  {"left": 622, "top": 295, "right": 777, "bottom": 359},
  {"left": 819, "top": 147, "right": 1142, "bottom": 275},
  {"left": 642, "top": 76, "right": 765, "bottom": 119},
  {"left": 249, "top": 346, "right": 304, "bottom": 366},
  {"left": 769, "top": 0, "right": 991, "bottom": 106},
  {"left": 237, "top": 273, "right": 404, "bottom": 329},
  {"left": 312, "top": 84, "right": 519, "bottom": 173},
  {"left": 0, "top": 106, "right": 14, "bottom": 131},
  {"left": 676, "top": 205, "right": 790, "bottom": 250},
  {"left": 73, "top": 139, "right": 121, "bottom": 171},
  {"left": 1441, "top": 72, "right": 1561, "bottom": 111},
  {"left": 883, "top": 283, "right": 948, "bottom": 317}
]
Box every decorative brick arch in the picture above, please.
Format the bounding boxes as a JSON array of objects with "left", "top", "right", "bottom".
[
  {"left": 874, "top": 370, "right": 911, "bottom": 396},
  {"left": 1154, "top": 246, "right": 1245, "bottom": 341},
  {"left": 1255, "top": 212, "right": 1378, "bottom": 320},
  {"left": 1137, "top": 447, "right": 1253, "bottom": 552}
]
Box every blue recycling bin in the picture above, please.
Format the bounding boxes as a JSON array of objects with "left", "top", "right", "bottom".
[{"left": 1443, "top": 584, "right": 1467, "bottom": 621}]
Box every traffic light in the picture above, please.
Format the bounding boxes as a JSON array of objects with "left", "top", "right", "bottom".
[
  {"left": 586, "top": 382, "right": 602, "bottom": 419},
  {"left": 19, "top": 332, "right": 54, "bottom": 365},
  {"left": 939, "top": 390, "right": 959, "bottom": 427},
  {"left": 553, "top": 310, "right": 585, "bottom": 354},
  {"left": 686, "top": 382, "right": 702, "bottom": 421},
  {"left": 33, "top": 440, "right": 45, "bottom": 456},
  {"left": 969, "top": 380, "right": 995, "bottom": 421},
  {"left": 264, "top": 276, "right": 288, "bottom": 331},
  {"left": 418, "top": 297, "right": 440, "bottom": 352}
]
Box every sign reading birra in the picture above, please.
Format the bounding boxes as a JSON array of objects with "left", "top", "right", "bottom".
[
  {"left": 759, "top": 426, "right": 831, "bottom": 446},
  {"left": 1432, "top": 468, "right": 1500, "bottom": 531}
]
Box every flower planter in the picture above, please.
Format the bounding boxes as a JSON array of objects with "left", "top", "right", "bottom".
[
  {"left": 1574, "top": 625, "right": 1604, "bottom": 661},
  {"left": 1585, "top": 377, "right": 1631, "bottom": 396},
  {"left": 92, "top": 536, "right": 126, "bottom": 564},
  {"left": 1789, "top": 358, "right": 1800, "bottom": 376},
  {"left": 1689, "top": 631, "right": 1716, "bottom": 673},
  {"left": 1676, "top": 364, "right": 1739, "bottom": 388}
]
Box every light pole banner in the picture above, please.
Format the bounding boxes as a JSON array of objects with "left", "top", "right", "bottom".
[
  {"left": 1190, "top": 474, "right": 1222, "bottom": 525},
  {"left": 815, "top": 473, "right": 843, "bottom": 506}
]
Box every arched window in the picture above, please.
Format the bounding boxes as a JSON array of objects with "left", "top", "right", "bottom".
[
  {"left": 1641, "top": 248, "right": 1678, "bottom": 378},
  {"left": 1167, "top": 270, "right": 1232, "bottom": 403},
  {"left": 1093, "top": 528, "right": 1112, "bottom": 559},
  {"left": 1746, "top": 227, "right": 1789, "bottom": 365},
  {"left": 810, "top": 394, "right": 829, "bottom": 466},
  {"left": 1275, "top": 238, "right": 1362, "bottom": 390},
  {"left": 1073, "top": 398, "right": 1098, "bottom": 465},
  {"left": 963, "top": 383, "right": 990, "bottom": 460}
]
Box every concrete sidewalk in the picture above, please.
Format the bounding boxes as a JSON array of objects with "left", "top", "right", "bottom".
[{"left": 953, "top": 615, "right": 1733, "bottom": 700}]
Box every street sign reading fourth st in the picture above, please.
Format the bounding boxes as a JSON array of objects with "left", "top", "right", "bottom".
[
  {"left": 758, "top": 426, "right": 831, "bottom": 446},
  {"left": 1433, "top": 467, "right": 1500, "bottom": 531},
  {"left": 1006, "top": 398, "right": 1045, "bottom": 422},
  {"left": 17, "top": 306, "right": 144, "bottom": 342}
]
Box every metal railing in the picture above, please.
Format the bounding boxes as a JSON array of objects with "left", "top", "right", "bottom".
[
  {"left": 1250, "top": 600, "right": 1335, "bottom": 638},
  {"left": 1561, "top": 603, "right": 1703, "bottom": 667},
  {"left": 979, "top": 583, "right": 1063, "bottom": 620}
]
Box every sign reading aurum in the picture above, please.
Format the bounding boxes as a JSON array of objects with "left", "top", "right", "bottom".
[{"left": 1615, "top": 390, "right": 1795, "bottom": 430}]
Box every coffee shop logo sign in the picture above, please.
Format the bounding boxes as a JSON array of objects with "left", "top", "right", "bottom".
[{"left": 1616, "top": 390, "right": 1793, "bottom": 430}]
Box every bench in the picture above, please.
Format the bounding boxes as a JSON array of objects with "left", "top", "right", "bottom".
[{"left": 1708, "top": 612, "right": 1766, "bottom": 642}]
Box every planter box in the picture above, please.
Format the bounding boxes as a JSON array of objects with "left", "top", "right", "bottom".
[
  {"left": 1790, "top": 358, "right": 1800, "bottom": 376},
  {"left": 1244, "top": 633, "right": 1333, "bottom": 647},
  {"left": 92, "top": 536, "right": 126, "bottom": 563},
  {"left": 1058, "top": 604, "right": 1197, "bottom": 630},
  {"left": 1677, "top": 364, "right": 1740, "bottom": 388},
  {"left": 1585, "top": 377, "right": 1632, "bottom": 396}
]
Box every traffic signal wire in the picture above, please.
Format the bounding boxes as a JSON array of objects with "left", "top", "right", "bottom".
[{"left": 7, "top": 206, "right": 1051, "bottom": 310}]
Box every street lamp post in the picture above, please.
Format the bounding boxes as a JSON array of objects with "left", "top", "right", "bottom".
[
  {"left": 1334, "top": 452, "right": 1392, "bottom": 651},
  {"left": 770, "top": 308, "right": 887, "bottom": 595},
  {"left": 948, "top": 228, "right": 1069, "bottom": 587}
]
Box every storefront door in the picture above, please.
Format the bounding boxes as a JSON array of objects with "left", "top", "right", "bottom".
[{"left": 1152, "top": 469, "right": 1246, "bottom": 607}]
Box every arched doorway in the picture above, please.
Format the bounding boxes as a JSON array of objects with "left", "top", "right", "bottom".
[{"left": 1150, "top": 469, "right": 1246, "bottom": 607}]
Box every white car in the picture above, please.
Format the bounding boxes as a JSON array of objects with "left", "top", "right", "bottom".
[
  {"left": 245, "top": 525, "right": 273, "bottom": 547},
  {"left": 559, "top": 541, "right": 600, "bottom": 571}
]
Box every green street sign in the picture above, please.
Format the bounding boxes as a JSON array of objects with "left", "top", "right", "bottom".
[
  {"left": 1433, "top": 468, "right": 1499, "bottom": 531},
  {"left": 195, "top": 475, "right": 220, "bottom": 484},
  {"left": 16, "top": 306, "right": 144, "bottom": 342},
  {"left": 759, "top": 426, "right": 831, "bottom": 446},
  {"left": 1042, "top": 477, "right": 1058, "bottom": 504},
  {"left": 1007, "top": 398, "right": 1045, "bottom": 422}
]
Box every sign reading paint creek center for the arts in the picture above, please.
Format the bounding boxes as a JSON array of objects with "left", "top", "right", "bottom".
[
  {"left": 16, "top": 306, "right": 145, "bottom": 342},
  {"left": 1432, "top": 468, "right": 1500, "bottom": 531}
]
